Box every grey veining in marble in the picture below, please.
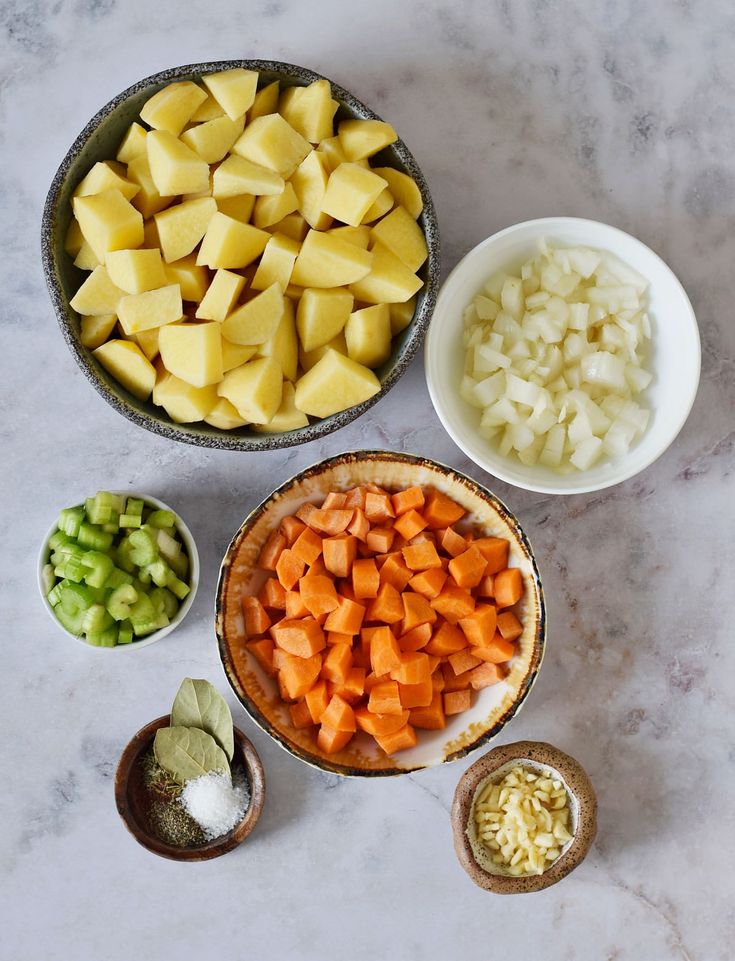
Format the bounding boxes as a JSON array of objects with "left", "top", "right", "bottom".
[{"left": 2, "top": 1, "right": 734, "bottom": 960}]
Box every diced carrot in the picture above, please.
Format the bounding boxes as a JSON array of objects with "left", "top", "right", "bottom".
[
  {"left": 308, "top": 555, "right": 328, "bottom": 576},
  {"left": 409, "top": 691, "right": 446, "bottom": 730},
  {"left": 290, "top": 698, "right": 314, "bottom": 729},
  {"left": 458, "top": 604, "right": 498, "bottom": 647},
  {"left": 305, "top": 679, "right": 330, "bottom": 723},
  {"left": 364, "top": 670, "right": 390, "bottom": 693},
  {"left": 368, "top": 679, "right": 403, "bottom": 715},
  {"left": 497, "top": 611, "right": 523, "bottom": 641},
  {"left": 279, "top": 651, "right": 323, "bottom": 699},
  {"left": 402, "top": 541, "right": 442, "bottom": 572},
  {"left": 393, "top": 509, "right": 428, "bottom": 542},
  {"left": 281, "top": 515, "right": 307, "bottom": 546},
  {"left": 307, "top": 508, "right": 354, "bottom": 536},
  {"left": 246, "top": 637, "right": 275, "bottom": 676},
  {"left": 322, "top": 491, "right": 348, "bottom": 509},
  {"left": 375, "top": 723, "right": 417, "bottom": 754},
  {"left": 276, "top": 548, "right": 306, "bottom": 591},
  {"left": 379, "top": 553, "right": 413, "bottom": 591},
  {"left": 398, "top": 676, "right": 434, "bottom": 708},
  {"left": 295, "top": 502, "right": 317, "bottom": 525},
  {"left": 320, "top": 642, "right": 353, "bottom": 685},
  {"left": 352, "top": 557, "right": 380, "bottom": 599},
  {"left": 366, "top": 527, "right": 395, "bottom": 554},
  {"left": 317, "top": 724, "right": 354, "bottom": 754},
  {"left": 427, "top": 654, "right": 441, "bottom": 674},
  {"left": 353, "top": 645, "right": 371, "bottom": 669},
  {"left": 354, "top": 707, "right": 408, "bottom": 737},
  {"left": 390, "top": 651, "right": 432, "bottom": 685},
  {"left": 369, "top": 625, "right": 401, "bottom": 676},
  {"left": 364, "top": 482, "right": 388, "bottom": 495},
  {"left": 448, "top": 648, "right": 483, "bottom": 675},
  {"left": 347, "top": 508, "right": 370, "bottom": 542},
  {"left": 442, "top": 662, "right": 473, "bottom": 692},
  {"left": 320, "top": 693, "right": 356, "bottom": 732},
  {"left": 425, "top": 621, "right": 467, "bottom": 656},
  {"left": 324, "top": 595, "right": 366, "bottom": 635},
  {"left": 398, "top": 622, "right": 432, "bottom": 652},
  {"left": 364, "top": 492, "right": 395, "bottom": 523},
  {"left": 285, "top": 590, "right": 309, "bottom": 619},
  {"left": 291, "top": 526, "right": 323, "bottom": 566},
  {"left": 430, "top": 585, "right": 476, "bottom": 623},
  {"left": 469, "top": 662, "right": 506, "bottom": 689},
  {"left": 423, "top": 489, "right": 466, "bottom": 529},
  {"left": 408, "top": 567, "right": 447, "bottom": 599},
  {"left": 470, "top": 633, "right": 515, "bottom": 664},
  {"left": 258, "top": 529, "right": 287, "bottom": 570},
  {"left": 443, "top": 689, "right": 472, "bottom": 715},
  {"left": 476, "top": 574, "right": 494, "bottom": 598},
  {"left": 401, "top": 592, "right": 437, "bottom": 633},
  {"left": 322, "top": 534, "right": 357, "bottom": 578},
  {"left": 440, "top": 526, "right": 468, "bottom": 557},
  {"left": 391, "top": 486, "right": 425, "bottom": 516},
  {"left": 344, "top": 486, "right": 367, "bottom": 509},
  {"left": 258, "top": 577, "right": 286, "bottom": 611},
  {"left": 473, "top": 536, "right": 510, "bottom": 575},
  {"left": 272, "top": 647, "right": 288, "bottom": 671},
  {"left": 326, "top": 630, "right": 353, "bottom": 646},
  {"left": 494, "top": 568, "right": 524, "bottom": 608},
  {"left": 298, "top": 574, "right": 339, "bottom": 618},
  {"left": 448, "top": 545, "right": 487, "bottom": 589},
  {"left": 242, "top": 596, "right": 271, "bottom": 637},
  {"left": 271, "top": 617, "right": 326, "bottom": 658},
  {"left": 333, "top": 667, "right": 366, "bottom": 704},
  {"left": 432, "top": 670, "right": 446, "bottom": 692},
  {"left": 338, "top": 580, "right": 356, "bottom": 601},
  {"left": 366, "top": 583, "right": 404, "bottom": 624}
]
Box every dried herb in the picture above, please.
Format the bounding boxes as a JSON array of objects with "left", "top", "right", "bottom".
[
  {"left": 154, "top": 725, "right": 229, "bottom": 785},
  {"left": 148, "top": 797, "right": 206, "bottom": 847},
  {"left": 171, "top": 678, "right": 234, "bottom": 760}
]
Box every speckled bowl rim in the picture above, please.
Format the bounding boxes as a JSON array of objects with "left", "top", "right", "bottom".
[
  {"left": 37, "top": 491, "right": 200, "bottom": 651},
  {"left": 215, "top": 449, "right": 547, "bottom": 777},
  {"left": 41, "top": 59, "right": 440, "bottom": 451},
  {"left": 114, "top": 714, "right": 265, "bottom": 861},
  {"left": 451, "top": 740, "right": 597, "bottom": 893}
]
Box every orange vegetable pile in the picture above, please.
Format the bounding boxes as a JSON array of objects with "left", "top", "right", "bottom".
[{"left": 242, "top": 484, "right": 525, "bottom": 756}]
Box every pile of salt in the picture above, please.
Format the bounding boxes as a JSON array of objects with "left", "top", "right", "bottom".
[{"left": 180, "top": 770, "right": 249, "bottom": 840}]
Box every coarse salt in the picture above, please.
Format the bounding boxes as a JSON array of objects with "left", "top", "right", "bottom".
[{"left": 180, "top": 770, "right": 249, "bottom": 840}]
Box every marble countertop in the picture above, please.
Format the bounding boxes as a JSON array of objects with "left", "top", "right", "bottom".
[{"left": 3, "top": 1, "right": 733, "bottom": 959}]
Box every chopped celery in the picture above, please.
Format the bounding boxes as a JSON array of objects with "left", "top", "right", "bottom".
[
  {"left": 115, "top": 538, "right": 136, "bottom": 573},
  {"left": 47, "top": 579, "right": 67, "bottom": 606},
  {"left": 77, "top": 523, "right": 114, "bottom": 552},
  {"left": 105, "top": 567, "right": 134, "bottom": 589},
  {"left": 150, "top": 587, "right": 178, "bottom": 620},
  {"left": 167, "top": 551, "right": 189, "bottom": 580},
  {"left": 166, "top": 572, "right": 191, "bottom": 601},
  {"left": 41, "top": 564, "right": 56, "bottom": 596},
  {"left": 126, "top": 498, "right": 144, "bottom": 517},
  {"left": 87, "top": 491, "right": 120, "bottom": 525},
  {"left": 107, "top": 584, "right": 138, "bottom": 621},
  {"left": 155, "top": 528, "right": 181, "bottom": 562},
  {"left": 119, "top": 513, "right": 142, "bottom": 529},
  {"left": 55, "top": 557, "right": 87, "bottom": 583},
  {"left": 87, "top": 625, "right": 118, "bottom": 647},
  {"left": 118, "top": 622, "right": 134, "bottom": 644},
  {"left": 58, "top": 581, "right": 95, "bottom": 614},
  {"left": 55, "top": 605, "right": 86, "bottom": 635},
  {"left": 58, "top": 507, "right": 84, "bottom": 538},
  {"left": 128, "top": 529, "right": 158, "bottom": 567},
  {"left": 145, "top": 559, "right": 171, "bottom": 588},
  {"left": 48, "top": 530, "right": 72, "bottom": 551},
  {"left": 146, "top": 509, "right": 176, "bottom": 529},
  {"left": 81, "top": 604, "right": 114, "bottom": 635},
  {"left": 80, "top": 551, "right": 114, "bottom": 589},
  {"left": 102, "top": 519, "right": 120, "bottom": 534}
]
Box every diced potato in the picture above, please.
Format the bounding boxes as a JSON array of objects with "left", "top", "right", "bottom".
[
  {"left": 132, "top": 327, "right": 160, "bottom": 361},
  {"left": 389, "top": 297, "right": 416, "bottom": 335},
  {"left": 181, "top": 172, "right": 214, "bottom": 202},
  {"left": 328, "top": 225, "right": 370, "bottom": 248},
  {"left": 361, "top": 187, "right": 394, "bottom": 224},
  {"left": 191, "top": 91, "right": 225, "bottom": 123},
  {"left": 163, "top": 255, "right": 209, "bottom": 301},
  {"left": 221, "top": 282, "right": 285, "bottom": 345},
  {"left": 290, "top": 150, "right": 332, "bottom": 229},
  {"left": 93, "top": 339, "right": 156, "bottom": 400},
  {"left": 213, "top": 154, "right": 285, "bottom": 197},
  {"left": 338, "top": 119, "right": 397, "bottom": 160},
  {"left": 159, "top": 322, "right": 224, "bottom": 387},
  {"left": 320, "top": 163, "right": 388, "bottom": 227},
  {"left": 153, "top": 372, "right": 219, "bottom": 422},
  {"left": 296, "top": 287, "right": 353, "bottom": 351},
  {"left": 231, "top": 113, "right": 312, "bottom": 178},
  {"left": 217, "top": 356, "right": 283, "bottom": 423},
  {"left": 105, "top": 248, "right": 167, "bottom": 294},
  {"left": 127, "top": 154, "right": 174, "bottom": 219},
  {"left": 253, "top": 381, "right": 308, "bottom": 432},
  {"left": 294, "top": 349, "right": 381, "bottom": 417},
  {"left": 154, "top": 197, "right": 217, "bottom": 263},
  {"left": 117, "top": 283, "right": 183, "bottom": 334},
  {"left": 65, "top": 218, "right": 84, "bottom": 257},
  {"left": 299, "top": 331, "right": 348, "bottom": 372},
  {"left": 80, "top": 313, "right": 117, "bottom": 349},
  {"left": 371, "top": 167, "right": 423, "bottom": 219},
  {"left": 196, "top": 269, "right": 246, "bottom": 322},
  {"left": 266, "top": 212, "right": 309, "bottom": 242},
  {"left": 74, "top": 161, "right": 140, "bottom": 202},
  {"left": 203, "top": 68, "right": 258, "bottom": 120},
  {"left": 248, "top": 80, "right": 280, "bottom": 122},
  {"left": 251, "top": 234, "right": 300, "bottom": 292},
  {"left": 146, "top": 130, "right": 210, "bottom": 196},
  {"left": 279, "top": 80, "right": 337, "bottom": 143},
  {"left": 316, "top": 135, "right": 347, "bottom": 172},
  {"left": 370, "top": 205, "right": 428, "bottom": 271},
  {"left": 253, "top": 297, "right": 297, "bottom": 381},
  {"left": 221, "top": 338, "right": 257, "bottom": 372},
  {"left": 196, "top": 212, "right": 270, "bottom": 269},
  {"left": 140, "top": 81, "right": 207, "bottom": 136},
  {"left": 74, "top": 241, "right": 101, "bottom": 271},
  {"left": 253, "top": 182, "right": 299, "bottom": 228},
  {"left": 73, "top": 189, "right": 144, "bottom": 261},
  {"left": 180, "top": 114, "right": 245, "bottom": 164},
  {"left": 216, "top": 194, "right": 255, "bottom": 223},
  {"left": 204, "top": 397, "right": 249, "bottom": 429},
  {"left": 116, "top": 122, "right": 148, "bottom": 164},
  {"left": 348, "top": 241, "right": 422, "bottom": 303},
  {"left": 291, "top": 230, "right": 372, "bottom": 287},
  {"left": 344, "top": 304, "right": 392, "bottom": 367},
  {"left": 70, "top": 265, "right": 125, "bottom": 316}
]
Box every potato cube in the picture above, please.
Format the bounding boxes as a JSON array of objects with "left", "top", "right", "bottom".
[
  {"left": 338, "top": 119, "right": 398, "bottom": 160},
  {"left": 116, "top": 122, "right": 148, "bottom": 164},
  {"left": 105, "top": 248, "right": 167, "bottom": 294},
  {"left": 256, "top": 296, "right": 298, "bottom": 381},
  {"left": 321, "top": 163, "right": 388, "bottom": 227},
  {"left": 159, "top": 322, "right": 224, "bottom": 387},
  {"left": 196, "top": 212, "right": 270, "bottom": 269},
  {"left": 146, "top": 130, "right": 210, "bottom": 196},
  {"left": 221, "top": 338, "right": 257, "bottom": 372},
  {"left": 203, "top": 68, "right": 258, "bottom": 120},
  {"left": 349, "top": 242, "right": 422, "bottom": 304},
  {"left": 73, "top": 189, "right": 144, "bottom": 261},
  {"left": 345, "top": 304, "right": 392, "bottom": 368},
  {"left": 180, "top": 114, "right": 244, "bottom": 164},
  {"left": 74, "top": 161, "right": 140, "bottom": 202},
  {"left": 389, "top": 297, "right": 416, "bottom": 335},
  {"left": 266, "top": 212, "right": 308, "bottom": 242},
  {"left": 196, "top": 269, "right": 246, "bottom": 322},
  {"left": 74, "top": 241, "right": 101, "bottom": 271},
  {"left": 216, "top": 194, "right": 255, "bottom": 223},
  {"left": 65, "top": 218, "right": 84, "bottom": 257},
  {"left": 217, "top": 356, "right": 283, "bottom": 423},
  {"left": 181, "top": 171, "right": 214, "bottom": 201},
  {"left": 279, "top": 80, "right": 337, "bottom": 143},
  {"left": 253, "top": 381, "right": 308, "bottom": 432},
  {"left": 127, "top": 154, "right": 173, "bottom": 218},
  {"left": 153, "top": 372, "right": 219, "bottom": 423},
  {"left": 117, "top": 283, "right": 183, "bottom": 334},
  {"left": 154, "top": 197, "right": 217, "bottom": 263},
  {"left": 299, "top": 331, "right": 347, "bottom": 372},
  {"left": 296, "top": 287, "right": 353, "bottom": 352},
  {"left": 93, "top": 339, "right": 156, "bottom": 400},
  {"left": 370, "top": 205, "right": 428, "bottom": 271},
  {"left": 70, "top": 265, "right": 125, "bottom": 316},
  {"left": 252, "top": 234, "right": 300, "bottom": 292},
  {"left": 221, "top": 282, "right": 284, "bottom": 345},
  {"left": 291, "top": 230, "right": 372, "bottom": 288},
  {"left": 231, "top": 113, "right": 311, "bottom": 178},
  {"left": 248, "top": 80, "right": 280, "bottom": 122},
  {"left": 253, "top": 182, "right": 299, "bottom": 228},
  {"left": 140, "top": 81, "right": 207, "bottom": 135},
  {"left": 294, "top": 349, "right": 380, "bottom": 418},
  {"left": 317, "top": 135, "right": 347, "bottom": 172},
  {"left": 213, "top": 154, "right": 285, "bottom": 197},
  {"left": 163, "top": 255, "right": 209, "bottom": 301},
  {"left": 362, "top": 188, "right": 394, "bottom": 224},
  {"left": 290, "top": 150, "right": 332, "bottom": 229},
  {"left": 204, "top": 397, "right": 249, "bottom": 430},
  {"left": 371, "top": 167, "right": 423, "bottom": 219},
  {"left": 132, "top": 327, "right": 160, "bottom": 361},
  {"left": 80, "top": 313, "right": 117, "bottom": 349},
  {"left": 328, "top": 225, "right": 371, "bottom": 248},
  {"left": 191, "top": 91, "right": 225, "bottom": 122}
]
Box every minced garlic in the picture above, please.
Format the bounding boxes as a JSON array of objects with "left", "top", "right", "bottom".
[{"left": 472, "top": 764, "right": 573, "bottom": 876}]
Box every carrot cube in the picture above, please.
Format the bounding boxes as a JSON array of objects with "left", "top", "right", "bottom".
[
  {"left": 323, "top": 595, "right": 366, "bottom": 635},
  {"left": 366, "top": 583, "right": 404, "bottom": 624},
  {"left": 408, "top": 567, "right": 447, "bottom": 599},
  {"left": 322, "top": 534, "right": 357, "bottom": 578},
  {"left": 391, "top": 486, "right": 425, "bottom": 516},
  {"left": 422, "top": 490, "right": 466, "bottom": 529},
  {"left": 399, "top": 622, "right": 432, "bottom": 652},
  {"left": 320, "top": 693, "right": 357, "bottom": 732},
  {"left": 271, "top": 617, "right": 326, "bottom": 658},
  {"left": 369, "top": 625, "right": 401, "bottom": 676},
  {"left": 393, "top": 509, "right": 428, "bottom": 542},
  {"left": 364, "top": 670, "right": 390, "bottom": 693},
  {"left": 295, "top": 502, "right": 317, "bottom": 525},
  {"left": 333, "top": 667, "right": 366, "bottom": 704},
  {"left": 425, "top": 621, "right": 467, "bottom": 656},
  {"left": 344, "top": 486, "right": 367, "bottom": 509},
  {"left": 326, "top": 630, "right": 352, "bottom": 646},
  {"left": 322, "top": 491, "right": 348, "bottom": 509},
  {"left": 305, "top": 679, "right": 330, "bottom": 723},
  {"left": 379, "top": 553, "right": 413, "bottom": 591},
  {"left": 364, "top": 492, "right": 395, "bottom": 523},
  {"left": 402, "top": 541, "right": 442, "bottom": 572},
  {"left": 347, "top": 508, "right": 370, "bottom": 542},
  {"left": 246, "top": 637, "right": 275, "bottom": 676},
  {"left": 470, "top": 633, "right": 515, "bottom": 664},
  {"left": 289, "top": 698, "right": 314, "bottom": 729},
  {"left": 430, "top": 585, "right": 476, "bottom": 623},
  {"left": 366, "top": 527, "right": 395, "bottom": 554},
  {"left": 473, "top": 536, "right": 510, "bottom": 575},
  {"left": 320, "top": 642, "right": 353, "bottom": 685},
  {"left": 440, "top": 526, "right": 468, "bottom": 557},
  {"left": 307, "top": 508, "right": 354, "bottom": 536},
  {"left": 258, "top": 577, "right": 286, "bottom": 611},
  {"left": 448, "top": 545, "right": 486, "bottom": 589},
  {"left": 352, "top": 557, "right": 380, "bottom": 599},
  {"left": 497, "top": 611, "right": 523, "bottom": 641},
  {"left": 409, "top": 691, "right": 446, "bottom": 730},
  {"left": 281, "top": 515, "right": 307, "bottom": 546},
  {"left": 443, "top": 689, "right": 472, "bottom": 715},
  {"left": 476, "top": 574, "right": 495, "bottom": 598},
  {"left": 375, "top": 723, "right": 417, "bottom": 754},
  {"left": 279, "top": 651, "right": 323, "bottom": 699},
  {"left": 458, "top": 604, "right": 498, "bottom": 647},
  {"left": 355, "top": 706, "right": 409, "bottom": 736},
  {"left": 398, "top": 676, "right": 434, "bottom": 708},
  {"left": 494, "top": 568, "right": 524, "bottom": 608},
  {"left": 291, "top": 526, "right": 323, "bottom": 566},
  {"left": 317, "top": 724, "right": 354, "bottom": 754},
  {"left": 390, "top": 650, "right": 432, "bottom": 685},
  {"left": 242, "top": 596, "right": 271, "bottom": 637},
  {"left": 297, "top": 574, "right": 339, "bottom": 618},
  {"left": 469, "top": 662, "right": 506, "bottom": 689},
  {"left": 368, "top": 679, "right": 403, "bottom": 715},
  {"left": 258, "top": 528, "right": 287, "bottom": 570},
  {"left": 285, "top": 590, "right": 309, "bottom": 619},
  {"left": 448, "top": 648, "right": 483, "bottom": 675},
  {"left": 276, "top": 548, "right": 306, "bottom": 591},
  {"left": 401, "top": 592, "right": 437, "bottom": 633},
  {"left": 308, "top": 555, "right": 328, "bottom": 577},
  {"left": 442, "top": 662, "right": 473, "bottom": 692}
]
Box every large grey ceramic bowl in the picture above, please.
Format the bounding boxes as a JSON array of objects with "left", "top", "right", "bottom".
[{"left": 42, "top": 60, "right": 440, "bottom": 450}]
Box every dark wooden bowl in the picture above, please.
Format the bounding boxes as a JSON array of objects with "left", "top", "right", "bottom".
[
  {"left": 115, "top": 715, "right": 265, "bottom": 861},
  {"left": 451, "top": 740, "right": 597, "bottom": 894}
]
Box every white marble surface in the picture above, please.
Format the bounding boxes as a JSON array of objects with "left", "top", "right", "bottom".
[{"left": 2, "top": 1, "right": 734, "bottom": 959}]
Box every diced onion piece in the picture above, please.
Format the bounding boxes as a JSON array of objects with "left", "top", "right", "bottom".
[
  {"left": 570, "top": 435, "right": 603, "bottom": 470},
  {"left": 581, "top": 351, "right": 626, "bottom": 390}
]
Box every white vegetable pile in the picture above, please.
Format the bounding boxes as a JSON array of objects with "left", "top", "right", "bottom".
[{"left": 460, "top": 240, "right": 653, "bottom": 472}]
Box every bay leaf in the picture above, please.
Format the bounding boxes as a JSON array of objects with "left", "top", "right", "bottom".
[
  {"left": 170, "top": 678, "right": 234, "bottom": 761},
  {"left": 154, "top": 726, "right": 229, "bottom": 785}
]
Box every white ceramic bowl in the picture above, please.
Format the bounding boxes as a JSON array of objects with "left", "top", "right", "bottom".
[
  {"left": 425, "top": 217, "right": 701, "bottom": 494},
  {"left": 38, "top": 492, "right": 199, "bottom": 650}
]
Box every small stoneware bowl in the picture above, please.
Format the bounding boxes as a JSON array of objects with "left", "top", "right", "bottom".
[
  {"left": 426, "top": 217, "right": 700, "bottom": 494},
  {"left": 42, "top": 59, "right": 440, "bottom": 451},
  {"left": 115, "top": 714, "right": 265, "bottom": 861},
  {"left": 216, "top": 449, "right": 546, "bottom": 777},
  {"left": 451, "top": 740, "right": 597, "bottom": 894},
  {"left": 38, "top": 491, "right": 199, "bottom": 650}
]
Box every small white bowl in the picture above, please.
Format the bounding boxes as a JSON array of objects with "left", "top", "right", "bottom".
[
  {"left": 38, "top": 492, "right": 199, "bottom": 650},
  {"left": 425, "top": 217, "right": 700, "bottom": 494}
]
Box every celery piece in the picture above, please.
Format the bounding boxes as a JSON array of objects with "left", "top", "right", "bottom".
[
  {"left": 77, "top": 523, "right": 114, "bottom": 552},
  {"left": 150, "top": 586, "right": 178, "bottom": 620},
  {"left": 136, "top": 567, "right": 151, "bottom": 585},
  {"left": 107, "top": 584, "right": 138, "bottom": 621},
  {"left": 126, "top": 498, "right": 144, "bottom": 518},
  {"left": 87, "top": 625, "right": 118, "bottom": 647},
  {"left": 105, "top": 567, "right": 134, "bottom": 590},
  {"left": 55, "top": 557, "right": 87, "bottom": 583},
  {"left": 52, "top": 541, "right": 85, "bottom": 561},
  {"left": 47, "top": 579, "right": 67, "bottom": 606},
  {"left": 128, "top": 528, "right": 158, "bottom": 567},
  {"left": 145, "top": 559, "right": 171, "bottom": 588},
  {"left": 55, "top": 605, "right": 86, "bottom": 636},
  {"left": 80, "top": 551, "right": 114, "bottom": 589},
  {"left": 86, "top": 493, "right": 113, "bottom": 525},
  {"left": 58, "top": 581, "right": 94, "bottom": 614},
  {"left": 167, "top": 550, "right": 189, "bottom": 580},
  {"left": 81, "top": 604, "right": 114, "bottom": 635},
  {"left": 118, "top": 621, "right": 134, "bottom": 644},
  {"left": 155, "top": 528, "right": 181, "bottom": 562},
  {"left": 166, "top": 572, "right": 191, "bottom": 601},
  {"left": 59, "top": 507, "right": 84, "bottom": 538},
  {"left": 119, "top": 513, "right": 142, "bottom": 529},
  {"left": 115, "top": 539, "right": 136, "bottom": 573},
  {"left": 41, "top": 564, "right": 56, "bottom": 596},
  {"left": 129, "top": 593, "right": 155, "bottom": 627},
  {"left": 102, "top": 519, "right": 120, "bottom": 534},
  {"left": 49, "top": 530, "right": 72, "bottom": 551},
  {"left": 146, "top": 509, "right": 176, "bottom": 529}
]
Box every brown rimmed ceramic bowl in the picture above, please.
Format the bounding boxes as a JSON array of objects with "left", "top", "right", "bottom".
[
  {"left": 215, "top": 450, "right": 546, "bottom": 777},
  {"left": 451, "top": 740, "right": 597, "bottom": 893},
  {"left": 115, "top": 714, "right": 265, "bottom": 860},
  {"left": 41, "top": 60, "right": 440, "bottom": 451}
]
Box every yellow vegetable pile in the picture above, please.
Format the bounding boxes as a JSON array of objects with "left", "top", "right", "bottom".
[{"left": 65, "top": 68, "right": 428, "bottom": 431}]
